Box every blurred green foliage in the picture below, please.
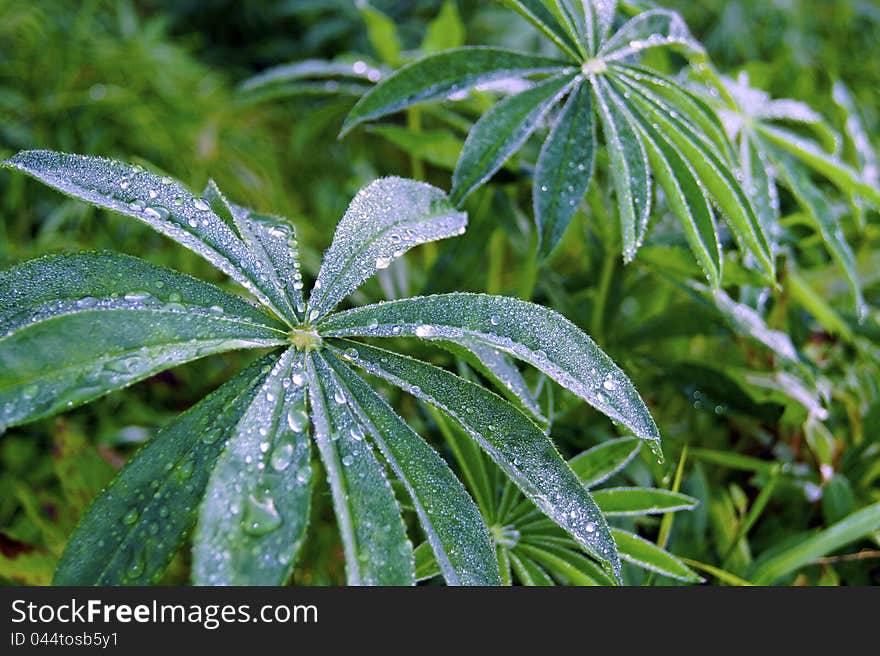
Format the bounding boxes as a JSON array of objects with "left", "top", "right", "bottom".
[{"left": 1, "top": 0, "right": 879, "bottom": 585}]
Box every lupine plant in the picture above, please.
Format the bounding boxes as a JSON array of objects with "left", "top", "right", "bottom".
[{"left": 0, "top": 150, "right": 669, "bottom": 585}]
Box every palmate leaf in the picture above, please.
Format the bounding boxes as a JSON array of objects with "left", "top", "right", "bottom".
[
  {"left": 320, "top": 294, "right": 661, "bottom": 450},
  {"left": 193, "top": 349, "right": 311, "bottom": 585},
  {"left": 0, "top": 252, "right": 287, "bottom": 430},
  {"left": 307, "top": 177, "right": 467, "bottom": 320},
  {"left": 54, "top": 355, "right": 278, "bottom": 584},
  {"left": 306, "top": 352, "right": 415, "bottom": 585},
  {"left": 340, "top": 3, "right": 771, "bottom": 275},
  {"left": 327, "top": 339, "right": 623, "bottom": 581},
  {"left": 2, "top": 151, "right": 299, "bottom": 323}
]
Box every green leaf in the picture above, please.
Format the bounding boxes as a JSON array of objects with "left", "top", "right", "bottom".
[
  {"left": 832, "top": 81, "right": 879, "bottom": 189},
  {"left": 53, "top": 355, "right": 278, "bottom": 584},
  {"left": 367, "top": 126, "right": 463, "bottom": 171},
  {"left": 766, "top": 144, "right": 865, "bottom": 318},
  {"left": 0, "top": 252, "right": 286, "bottom": 429},
  {"left": 341, "top": 47, "right": 569, "bottom": 136},
  {"left": 583, "top": 0, "right": 619, "bottom": 54},
  {"left": 356, "top": 1, "right": 401, "bottom": 66},
  {"left": 517, "top": 542, "right": 613, "bottom": 585},
  {"left": 569, "top": 437, "right": 641, "bottom": 487},
  {"left": 439, "top": 338, "right": 547, "bottom": 426},
  {"left": 421, "top": 0, "right": 465, "bottom": 53},
  {"left": 193, "top": 349, "right": 311, "bottom": 585},
  {"left": 240, "top": 59, "right": 382, "bottom": 94},
  {"left": 306, "top": 352, "right": 415, "bottom": 585},
  {"left": 535, "top": 82, "right": 596, "bottom": 258},
  {"left": 592, "top": 487, "right": 698, "bottom": 516},
  {"left": 740, "top": 134, "right": 780, "bottom": 246},
  {"left": 752, "top": 502, "right": 880, "bottom": 585},
  {"left": 757, "top": 123, "right": 880, "bottom": 206},
  {"left": 509, "top": 551, "right": 555, "bottom": 585},
  {"left": 600, "top": 8, "right": 705, "bottom": 61},
  {"left": 320, "top": 293, "right": 661, "bottom": 450},
  {"left": 414, "top": 542, "right": 442, "bottom": 581},
  {"left": 612, "top": 528, "right": 703, "bottom": 582},
  {"left": 451, "top": 72, "right": 578, "bottom": 205},
  {"left": 616, "top": 77, "right": 775, "bottom": 280},
  {"left": 325, "top": 350, "right": 502, "bottom": 586},
  {"left": 622, "top": 89, "right": 722, "bottom": 286},
  {"left": 1, "top": 151, "right": 296, "bottom": 322},
  {"left": 498, "top": 0, "right": 583, "bottom": 60},
  {"left": 307, "top": 177, "right": 466, "bottom": 320},
  {"left": 330, "top": 339, "right": 622, "bottom": 581},
  {"left": 592, "top": 77, "right": 651, "bottom": 262}
]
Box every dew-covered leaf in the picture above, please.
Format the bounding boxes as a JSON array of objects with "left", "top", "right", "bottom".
[
  {"left": 306, "top": 352, "right": 414, "bottom": 585},
  {"left": 451, "top": 72, "right": 578, "bottom": 205},
  {"left": 535, "top": 81, "right": 596, "bottom": 258},
  {"left": 341, "top": 47, "right": 570, "bottom": 136},
  {"left": 498, "top": 0, "right": 583, "bottom": 59},
  {"left": 593, "top": 487, "right": 698, "bottom": 516},
  {"left": 612, "top": 528, "right": 703, "bottom": 582},
  {"left": 616, "top": 76, "right": 775, "bottom": 280},
  {"left": 440, "top": 338, "right": 547, "bottom": 426},
  {"left": 740, "top": 135, "right": 780, "bottom": 248},
  {"left": 592, "top": 77, "right": 651, "bottom": 262},
  {"left": 193, "top": 349, "right": 312, "bottom": 585},
  {"left": 240, "top": 59, "right": 383, "bottom": 94},
  {"left": 53, "top": 355, "right": 278, "bottom": 584},
  {"left": 832, "top": 81, "right": 879, "bottom": 188},
  {"left": 325, "top": 351, "right": 501, "bottom": 586},
  {"left": 0, "top": 252, "right": 287, "bottom": 430},
  {"left": 509, "top": 551, "right": 555, "bottom": 585},
  {"left": 766, "top": 145, "right": 864, "bottom": 318},
  {"left": 583, "top": 0, "right": 619, "bottom": 53},
  {"left": 328, "top": 339, "right": 622, "bottom": 581},
  {"left": 600, "top": 8, "right": 705, "bottom": 61},
  {"left": 321, "top": 294, "right": 661, "bottom": 450},
  {"left": 307, "top": 177, "right": 466, "bottom": 320},
  {"left": 623, "top": 88, "right": 722, "bottom": 286},
  {"left": 203, "top": 180, "right": 305, "bottom": 322},
  {"left": 757, "top": 124, "right": 880, "bottom": 207},
  {"left": 1, "top": 151, "right": 295, "bottom": 321},
  {"left": 569, "top": 437, "right": 641, "bottom": 488},
  {"left": 517, "top": 541, "right": 613, "bottom": 585}
]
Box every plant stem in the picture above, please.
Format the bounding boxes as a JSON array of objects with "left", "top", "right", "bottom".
[{"left": 591, "top": 247, "right": 616, "bottom": 341}]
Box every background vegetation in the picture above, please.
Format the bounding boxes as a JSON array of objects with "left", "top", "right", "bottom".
[{"left": 1, "top": 0, "right": 878, "bottom": 585}]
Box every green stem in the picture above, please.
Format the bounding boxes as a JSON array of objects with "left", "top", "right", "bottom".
[
  {"left": 406, "top": 108, "right": 425, "bottom": 182},
  {"left": 591, "top": 247, "right": 616, "bottom": 341}
]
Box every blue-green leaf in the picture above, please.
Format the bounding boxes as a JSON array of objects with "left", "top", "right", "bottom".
[
  {"left": 569, "top": 437, "right": 641, "bottom": 487},
  {"left": 612, "top": 528, "right": 703, "bottom": 582},
  {"left": 600, "top": 8, "right": 705, "bottom": 61},
  {"left": 592, "top": 487, "right": 698, "bottom": 516}
]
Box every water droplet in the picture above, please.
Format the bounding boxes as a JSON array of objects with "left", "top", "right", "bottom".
[
  {"left": 585, "top": 522, "right": 596, "bottom": 533},
  {"left": 334, "top": 388, "right": 346, "bottom": 404},
  {"left": 350, "top": 425, "right": 365, "bottom": 441},
  {"left": 122, "top": 508, "right": 139, "bottom": 525},
  {"left": 124, "top": 290, "right": 152, "bottom": 302},
  {"left": 375, "top": 256, "right": 392, "bottom": 269},
  {"left": 193, "top": 199, "right": 210, "bottom": 211},
  {"left": 291, "top": 372, "right": 306, "bottom": 387},
  {"left": 415, "top": 324, "right": 434, "bottom": 338},
  {"left": 241, "top": 493, "right": 282, "bottom": 536},
  {"left": 602, "top": 377, "right": 617, "bottom": 391},
  {"left": 270, "top": 440, "right": 295, "bottom": 471},
  {"left": 489, "top": 314, "right": 500, "bottom": 326},
  {"left": 341, "top": 454, "right": 354, "bottom": 467},
  {"left": 287, "top": 407, "right": 308, "bottom": 432}
]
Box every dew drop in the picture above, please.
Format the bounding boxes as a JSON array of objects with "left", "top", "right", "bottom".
[
  {"left": 241, "top": 493, "right": 282, "bottom": 536},
  {"left": 122, "top": 508, "right": 139, "bottom": 525},
  {"left": 287, "top": 407, "right": 308, "bottom": 432},
  {"left": 349, "top": 425, "right": 365, "bottom": 441},
  {"left": 193, "top": 199, "right": 210, "bottom": 211},
  {"left": 489, "top": 314, "right": 500, "bottom": 326}
]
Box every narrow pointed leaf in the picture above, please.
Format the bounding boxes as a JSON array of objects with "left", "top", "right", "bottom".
[
  {"left": 451, "top": 73, "right": 578, "bottom": 205},
  {"left": 752, "top": 502, "right": 880, "bottom": 585},
  {"left": 549, "top": 1, "right": 590, "bottom": 56},
  {"left": 535, "top": 81, "right": 596, "bottom": 258},
  {"left": 569, "top": 437, "right": 641, "bottom": 487},
  {"left": 593, "top": 487, "right": 698, "bottom": 516},
  {"left": 599, "top": 9, "right": 705, "bottom": 61},
  {"left": 612, "top": 528, "right": 703, "bottom": 582},
  {"left": 341, "top": 47, "right": 570, "bottom": 135},
  {"left": 325, "top": 351, "right": 501, "bottom": 586},
  {"left": 583, "top": 0, "right": 619, "bottom": 53},
  {"left": 53, "top": 355, "right": 279, "bottom": 584},
  {"left": 414, "top": 542, "right": 442, "bottom": 581},
  {"left": 517, "top": 542, "right": 612, "bottom": 585},
  {"left": 757, "top": 124, "right": 880, "bottom": 206},
  {"left": 498, "top": 0, "right": 583, "bottom": 59},
  {"left": 621, "top": 88, "right": 722, "bottom": 286},
  {"left": 306, "top": 353, "right": 414, "bottom": 585},
  {"left": 1, "top": 151, "right": 294, "bottom": 320},
  {"left": 509, "top": 552, "right": 555, "bottom": 585},
  {"left": 321, "top": 294, "right": 661, "bottom": 449},
  {"left": 0, "top": 252, "right": 286, "bottom": 429},
  {"left": 617, "top": 77, "right": 775, "bottom": 280},
  {"left": 592, "top": 77, "right": 651, "bottom": 261},
  {"left": 308, "top": 177, "right": 466, "bottom": 320},
  {"left": 241, "top": 59, "right": 383, "bottom": 93},
  {"left": 766, "top": 145, "right": 864, "bottom": 317},
  {"left": 443, "top": 338, "right": 547, "bottom": 425},
  {"left": 328, "top": 339, "right": 622, "bottom": 581},
  {"left": 193, "top": 349, "right": 312, "bottom": 585},
  {"left": 832, "top": 81, "right": 879, "bottom": 187},
  {"left": 740, "top": 134, "right": 780, "bottom": 246}
]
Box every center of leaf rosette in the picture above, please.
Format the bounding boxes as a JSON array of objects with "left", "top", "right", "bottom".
[
  {"left": 289, "top": 327, "right": 322, "bottom": 351},
  {"left": 581, "top": 58, "right": 608, "bottom": 75}
]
